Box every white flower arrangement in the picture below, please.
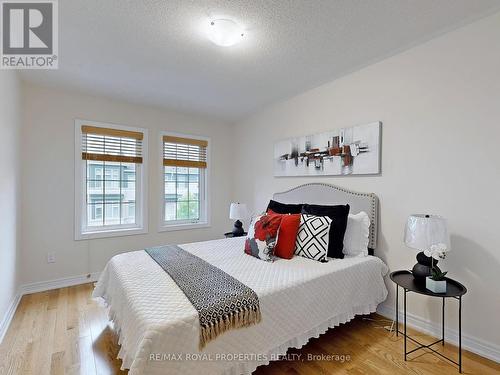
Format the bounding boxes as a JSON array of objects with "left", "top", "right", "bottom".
[
  {"left": 424, "top": 243, "right": 449, "bottom": 281},
  {"left": 424, "top": 243, "right": 448, "bottom": 260}
]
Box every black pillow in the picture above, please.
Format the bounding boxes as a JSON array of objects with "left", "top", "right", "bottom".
[
  {"left": 301, "top": 204, "right": 350, "bottom": 259},
  {"left": 266, "top": 200, "right": 303, "bottom": 214}
]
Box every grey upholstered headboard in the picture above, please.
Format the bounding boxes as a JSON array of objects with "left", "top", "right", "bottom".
[{"left": 273, "top": 183, "right": 379, "bottom": 253}]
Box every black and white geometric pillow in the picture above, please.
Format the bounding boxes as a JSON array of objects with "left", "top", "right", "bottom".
[{"left": 295, "top": 214, "right": 332, "bottom": 262}]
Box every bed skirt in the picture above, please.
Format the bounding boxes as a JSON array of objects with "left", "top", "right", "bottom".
[{"left": 99, "top": 296, "right": 380, "bottom": 375}]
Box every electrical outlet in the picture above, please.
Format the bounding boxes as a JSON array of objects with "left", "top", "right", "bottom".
[{"left": 47, "top": 252, "right": 56, "bottom": 263}]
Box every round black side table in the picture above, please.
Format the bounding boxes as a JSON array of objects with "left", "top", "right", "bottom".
[
  {"left": 224, "top": 232, "right": 247, "bottom": 238},
  {"left": 390, "top": 270, "right": 467, "bottom": 373}
]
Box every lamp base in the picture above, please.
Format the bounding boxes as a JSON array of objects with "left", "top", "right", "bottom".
[
  {"left": 232, "top": 220, "right": 245, "bottom": 236},
  {"left": 411, "top": 251, "right": 441, "bottom": 283}
]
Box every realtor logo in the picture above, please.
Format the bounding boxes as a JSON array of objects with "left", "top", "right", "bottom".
[{"left": 1, "top": 0, "right": 58, "bottom": 69}]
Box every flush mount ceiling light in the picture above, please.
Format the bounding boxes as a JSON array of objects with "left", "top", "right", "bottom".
[{"left": 207, "top": 19, "right": 244, "bottom": 47}]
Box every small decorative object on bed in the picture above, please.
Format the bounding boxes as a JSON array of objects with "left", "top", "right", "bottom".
[
  {"left": 404, "top": 214, "right": 450, "bottom": 283},
  {"left": 229, "top": 202, "right": 248, "bottom": 236},
  {"left": 274, "top": 121, "right": 381, "bottom": 177},
  {"left": 245, "top": 214, "right": 282, "bottom": 261}
]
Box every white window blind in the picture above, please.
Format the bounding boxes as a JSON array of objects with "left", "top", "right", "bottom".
[
  {"left": 82, "top": 125, "right": 144, "bottom": 164},
  {"left": 163, "top": 135, "right": 207, "bottom": 169}
]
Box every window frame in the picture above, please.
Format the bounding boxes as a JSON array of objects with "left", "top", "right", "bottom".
[
  {"left": 74, "top": 119, "right": 149, "bottom": 240},
  {"left": 158, "top": 131, "right": 210, "bottom": 232}
]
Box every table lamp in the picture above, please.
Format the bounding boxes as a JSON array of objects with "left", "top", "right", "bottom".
[
  {"left": 229, "top": 203, "right": 248, "bottom": 236},
  {"left": 404, "top": 214, "right": 450, "bottom": 282}
]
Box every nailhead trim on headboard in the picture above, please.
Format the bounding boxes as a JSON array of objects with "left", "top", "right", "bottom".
[{"left": 273, "top": 183, "right": 378, "bottom": 252}]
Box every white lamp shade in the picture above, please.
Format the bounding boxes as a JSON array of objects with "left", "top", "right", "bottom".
[
  {"left": 229, "top": 203, "right": 248, "bottom": 220},
  {"left": 404, "top": 214, "right": 450, "bottom": 251}
]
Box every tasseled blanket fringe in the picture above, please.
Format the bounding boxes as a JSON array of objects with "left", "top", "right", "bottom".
[{"left": 199, "top": 307, "right": 262, "bottom": 350}]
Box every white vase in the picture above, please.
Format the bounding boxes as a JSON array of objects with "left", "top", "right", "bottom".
[{"left": 426, "top": 277, "right": 447, "bottom": 293}]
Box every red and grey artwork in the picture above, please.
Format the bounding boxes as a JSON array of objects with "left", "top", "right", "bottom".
[{"left": 274, "top": 122, "right": 381, "bottom": 176}]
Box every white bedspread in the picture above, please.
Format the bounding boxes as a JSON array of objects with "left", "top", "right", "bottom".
[{"left": 93, "top": 237, "right": 388, "bottom": 375}]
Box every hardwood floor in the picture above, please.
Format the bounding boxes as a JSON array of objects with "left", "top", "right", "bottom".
[{"left": 0, "top": 283, "right": 498, "bottom": 375}]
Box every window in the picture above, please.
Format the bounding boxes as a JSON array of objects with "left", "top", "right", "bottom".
[
  {"left": 160, "top": 133, "right": 209, "bottom": 230},
  {"left": 75, "top": 120, "right": 148, "bottom": 239}
]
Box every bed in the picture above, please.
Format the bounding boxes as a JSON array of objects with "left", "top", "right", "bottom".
[{"left": 93, "top": 183, "right": 388, "bottom": 375}]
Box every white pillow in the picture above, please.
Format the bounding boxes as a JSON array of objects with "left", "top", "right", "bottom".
[{"left": 343, "top": 211, "right": 370, "bottom": 257}]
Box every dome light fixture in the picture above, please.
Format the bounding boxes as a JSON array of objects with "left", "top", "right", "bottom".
[{"left": 207, "top": 19, "right": 244, "bottom": 47}]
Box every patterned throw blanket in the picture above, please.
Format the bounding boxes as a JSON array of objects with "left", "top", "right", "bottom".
[{"left": 145, "top": 245, "right": 261, "bottom": 349}]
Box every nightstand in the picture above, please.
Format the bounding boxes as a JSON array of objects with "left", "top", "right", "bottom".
[
  {"left": 390, "top": 270, "right": 467, "bottom": 373},
  {"left": 224, "top": 232, "right": 247, "bottom": 238}
]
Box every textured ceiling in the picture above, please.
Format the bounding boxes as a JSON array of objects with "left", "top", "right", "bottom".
[{"left": 20, "top": 0, "right": 500, "bottom": 121}]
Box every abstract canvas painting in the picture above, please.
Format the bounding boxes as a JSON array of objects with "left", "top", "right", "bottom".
[{"left": 274, "top": 122, "right": 381, "bottom": 177}]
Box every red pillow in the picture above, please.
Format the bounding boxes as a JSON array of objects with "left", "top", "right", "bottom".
[
  {"left": 267, "top": 209, "right": 301, "bottom": 259},
  {"left": 244, "top": 213, "right": 283, "bottom": 261}
]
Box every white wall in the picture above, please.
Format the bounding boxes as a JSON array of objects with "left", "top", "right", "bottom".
[
  {"left": 0, "top": 72, "right": 21, "bottom": 330},
  {"left": 232, "top": 13, "right": 500, "bottom": 352},
  {"left": 21, "top": 84, "right": 234, "bottom": 284}
]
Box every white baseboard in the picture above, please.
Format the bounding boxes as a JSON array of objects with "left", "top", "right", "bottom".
[
  {"left": 0, "top": 272, "right": 101, "bottom": 344},
  {"left": 377, "top": 303, "right": 500, "bottom": 364},
  {"left": 0, "top": 292, "right": 22, "bottom": 344},
  {"left": 20, "top": 272, "right": 101, "bottom": 295}
]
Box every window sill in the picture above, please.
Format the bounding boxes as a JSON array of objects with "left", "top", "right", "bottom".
[
  {"left": 158, "top": 221, "right": 210, "bottom": 233},
  {"left": 76, "top": 226, "right": 147, "bottom": 240}
]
